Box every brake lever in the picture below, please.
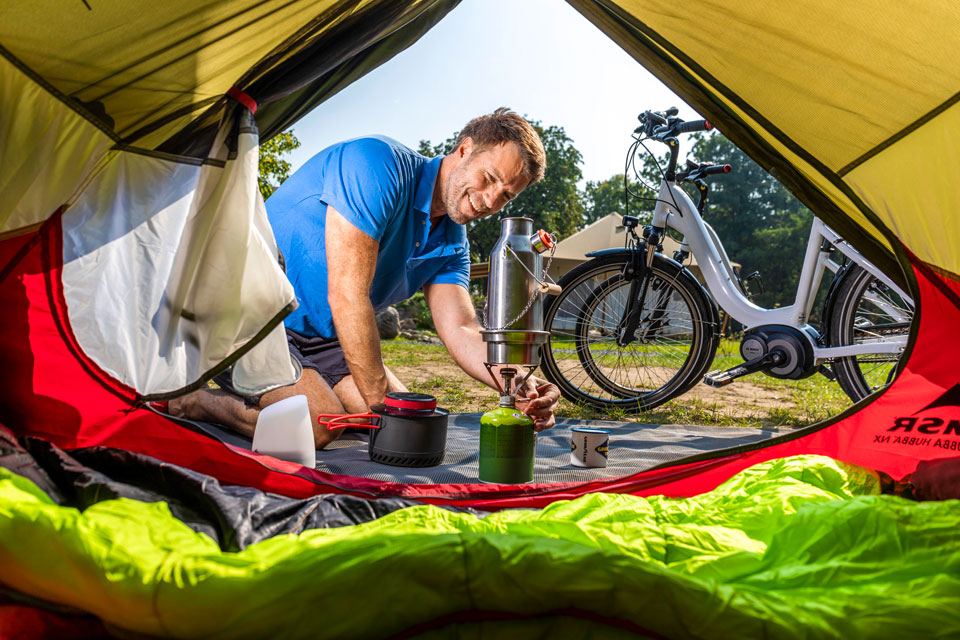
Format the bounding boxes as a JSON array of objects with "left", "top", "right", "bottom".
[{"left": 642, "top": 110, "right": 668, "bottom": 126}]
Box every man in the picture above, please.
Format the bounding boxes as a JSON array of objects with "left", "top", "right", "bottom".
[{"left": 170, "top": 108, "right": 561, "bottom": 448}]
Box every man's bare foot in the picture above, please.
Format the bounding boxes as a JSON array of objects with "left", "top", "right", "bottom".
[
  {"left": 168, "top": 390, "right": 204, "bottom": 419},
  {"left": 165, "top": 388, "right": 259, "bottom": 439}
]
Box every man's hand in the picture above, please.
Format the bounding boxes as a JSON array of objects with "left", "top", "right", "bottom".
[
  {"left": 423, "top": 283, "right": 561, "bottom": 429},
  {"left": 515, "top": 375, "right": 560, "bottom": 432},
  {"left": 906, "top": 457, "right": 960, "bottom": 501}
]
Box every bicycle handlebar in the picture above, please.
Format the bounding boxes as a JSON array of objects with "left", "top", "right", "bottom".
[
  {"left": 637, "top": 110, "right": 714, "bottom": 139},
  {"left": 674, "top": 119, "right": 713, "bottom": 134},
  {"left": 634, "top": 108, "right": 727, "bottom": 182},
  {"left": 675, "top": 161, "right": 732, "bottom": 182},
  {"left": 701, "top": 163, "right": 731, "bottom": 175}
]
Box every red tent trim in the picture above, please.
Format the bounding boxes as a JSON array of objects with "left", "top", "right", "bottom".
[{"left": 2, "top": 216, "right": 959, "bottom": 509}]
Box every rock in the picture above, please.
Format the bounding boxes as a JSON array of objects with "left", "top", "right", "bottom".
[
  {"left": 399, "top": 329, "right": 443, "bottom": 346},
  {"left": 399, "top": 318, "right": 416, "bottom": 331},
  {"left": 376, "top": 306, "right": 400, "bottom": 340}
]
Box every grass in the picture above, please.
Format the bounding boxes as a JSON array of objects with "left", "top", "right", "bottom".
[
  {"left": 380, "top": 339, "right": 447, "bottom": 366},
  {"left": 382, "top": 336, "right": 857, "bottom": 427}
]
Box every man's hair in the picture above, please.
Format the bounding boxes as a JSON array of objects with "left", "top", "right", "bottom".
[{"left": 453, "top": 108, "right": 546, "bottom": 185}]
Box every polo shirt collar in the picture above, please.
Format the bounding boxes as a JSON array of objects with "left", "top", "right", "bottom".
[{"left": 414, "top": 155, "right": 443, "bottom": 214}]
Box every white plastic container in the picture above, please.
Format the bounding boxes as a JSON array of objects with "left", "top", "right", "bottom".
[{"left": 251, "top": 394, "right": 315, "bottom": 468}]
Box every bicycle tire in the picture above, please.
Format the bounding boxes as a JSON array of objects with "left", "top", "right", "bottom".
[
  {"left": 828, "top": 264, "right": 914, "bottom": 402},
  {"left": 541, "top": 253, "right": 719, "bottom": 411}
]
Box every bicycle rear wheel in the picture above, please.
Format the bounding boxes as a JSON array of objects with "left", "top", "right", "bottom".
[
  {"left": 541, "top": 253, "right": 718, "bottom": 411},
  {"left": 828, "top": 264, "right": 914, "bottom": 402}
]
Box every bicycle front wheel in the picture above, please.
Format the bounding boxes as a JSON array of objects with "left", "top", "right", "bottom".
[
  {"left": 541, "top": 253, "right": 719, "bottom": 411},
  {"left": 828, "top": 264, "right": 914, "bottom": 403}
]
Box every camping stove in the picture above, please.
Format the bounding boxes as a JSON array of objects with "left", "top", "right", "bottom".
[{"left": 477, "top": 218, "right": 559, "bottom": 484}]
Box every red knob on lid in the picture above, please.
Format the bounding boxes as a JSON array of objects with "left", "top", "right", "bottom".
[{"left": 538, "top": 229, "right": 555, "bottom": 249}]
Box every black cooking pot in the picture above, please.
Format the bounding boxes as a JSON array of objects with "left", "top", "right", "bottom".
[{"left": 368, "top": 393, "right": 448, "bottom": 467}]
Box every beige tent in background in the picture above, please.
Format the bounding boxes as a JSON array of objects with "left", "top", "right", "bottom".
[
  {"left": 471, "top": 212, "right": 734, "bottom": 283},
  {"left": 545, "top": 212, "right": 737, "bottom": 282}
]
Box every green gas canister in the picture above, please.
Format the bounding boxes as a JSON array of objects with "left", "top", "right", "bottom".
[{"left": 478, "top": 398, "right": 536, "bottom": 484}]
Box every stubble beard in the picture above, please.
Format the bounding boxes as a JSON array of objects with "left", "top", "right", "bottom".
[{"left": 442, "top": 165, "right": 478, "bottom": 226}]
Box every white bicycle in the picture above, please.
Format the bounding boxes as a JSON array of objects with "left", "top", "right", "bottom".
[{"left": 541, "top": 108, "right": 914, "bottom": 411}]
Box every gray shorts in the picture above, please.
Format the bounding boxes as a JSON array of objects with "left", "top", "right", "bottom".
[{"left": 214, "top": 328, "right": 351, "bottom": 405}]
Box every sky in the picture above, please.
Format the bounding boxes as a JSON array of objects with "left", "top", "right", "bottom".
[{"left": 285, "top": 0, "right": 700, "bottom": 185}]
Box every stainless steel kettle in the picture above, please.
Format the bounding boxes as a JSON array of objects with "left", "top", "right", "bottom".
[{"left": 480, "top": 217, "right": 556, "bottom": 367}]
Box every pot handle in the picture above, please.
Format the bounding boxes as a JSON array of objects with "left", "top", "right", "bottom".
[{"left": 317, "top": 412, "right": 380, "bottom": 430}]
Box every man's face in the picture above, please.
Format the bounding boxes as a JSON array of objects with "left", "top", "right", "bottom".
[{"left": 442, "top": 140, "right": 530, "bottom": 225}]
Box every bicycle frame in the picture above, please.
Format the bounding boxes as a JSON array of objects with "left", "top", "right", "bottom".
[{"left": 651, "top": 181, "right": 912, "bottom": 361}]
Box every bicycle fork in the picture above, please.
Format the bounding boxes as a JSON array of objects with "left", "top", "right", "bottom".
[{"left": 616, "top": 232, "right": 665, "bottom": 346}]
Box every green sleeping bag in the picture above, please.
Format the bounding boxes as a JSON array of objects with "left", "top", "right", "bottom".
[{"left": 1, "top": 455, "right": 958, "bottom": 639}]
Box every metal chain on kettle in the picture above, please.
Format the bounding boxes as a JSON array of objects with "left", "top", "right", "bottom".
[{"left": 482, "top": 236, "right": 558, "bottom": 331}]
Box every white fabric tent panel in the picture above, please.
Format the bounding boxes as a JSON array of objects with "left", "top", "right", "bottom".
[
  {"left": 60, "top": 143, "right": 298, "bottom": 395},
  {"left": 61, "top": 152, "right": 203, "bottom": 392},
  {"left": 157, "top": 123, "right": 298, "bottom": 396}
]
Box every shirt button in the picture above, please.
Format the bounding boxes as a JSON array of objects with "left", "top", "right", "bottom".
[
  {"left": 422, "top": 220, "right": 426, "bottom": 225},
  {"left": 415, "top": 242, "right": 420, "bottom": 247}
]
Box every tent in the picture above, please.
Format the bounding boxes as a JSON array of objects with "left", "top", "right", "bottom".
[
  {"left": 544, "top": 211, "right": 733, "bottom": 282},
  {"left": 2, "top": 1, "right": 960, "bottom": 636},
  {"left": 472, "top": 213, "right": 730, "bottom": 283}
]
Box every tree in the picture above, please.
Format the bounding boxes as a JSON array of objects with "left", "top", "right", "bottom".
[
  {"left": 582, "top": 174, "right": 653, "bottom": 227},
  {"left": 684, "top": 131, "right": 813, "bottom": 310},
  {"left": 418, "top": 118, "right": 584, "bottom": 261},
  {"left": 685, "top": 132, "right": 806, "bottom": 250},
  {"left": 258, "top": 131, "right": 301, "bottom": 200}
]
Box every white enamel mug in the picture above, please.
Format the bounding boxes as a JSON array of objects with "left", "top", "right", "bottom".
[{"left": 570, "top": 427, "right": 610, "bottom": 468}]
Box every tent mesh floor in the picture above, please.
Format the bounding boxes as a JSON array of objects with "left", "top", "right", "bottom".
[{"left": 199, "top": 414, "right": 792, "bottom": 485}]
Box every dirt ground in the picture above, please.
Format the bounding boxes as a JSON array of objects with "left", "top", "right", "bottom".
[{"left": 391, "top": 356, "right": 799, "bottom": 420}]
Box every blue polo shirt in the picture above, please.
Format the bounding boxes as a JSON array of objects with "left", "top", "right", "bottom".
[{"left": 266, "top": 136, "right": 470, "bottom": 338}]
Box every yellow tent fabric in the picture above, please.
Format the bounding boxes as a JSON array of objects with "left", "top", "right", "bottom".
[
  {"left": 0, "top": 0, "right": 458, "bottom": 397},
  {"left": 2, "top": 0, "right": 958, "bottom": 396},
  {"left": 0, "top": 1, "right": 445, "bottom": 149},
  {"left": 569, "top": 0, "right": 960, "bottom": 280}
]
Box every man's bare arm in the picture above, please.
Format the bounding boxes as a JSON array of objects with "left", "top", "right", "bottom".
[
  {"left": 424, "top": 282, "right": 559, "bottom": 430},
  {"left": 423, "top": 282, "right": 494, "bottom": 386},
  {"left": 326, "top": 206, "right": 388, "bottom": 408}
]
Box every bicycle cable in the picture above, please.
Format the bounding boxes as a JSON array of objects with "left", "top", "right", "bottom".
[
  {"left": 635, "top": 137, "right": 685, "bottom": 216},
  {"left": 619, "top": 134, "right": 686, "bottom": 217}
]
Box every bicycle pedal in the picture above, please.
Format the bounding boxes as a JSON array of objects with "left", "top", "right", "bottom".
[
  {"left": 703, "top": 368, "right": 742, "bottom": 387},
  {"left": 703, "top": 350, "right": 785, "bottom": 388}
]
